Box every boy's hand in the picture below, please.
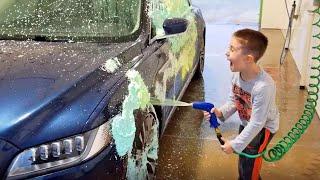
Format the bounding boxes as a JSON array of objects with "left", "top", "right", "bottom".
[
  {"left": 220, "top": 138, "right": 234, "bottom": 154},
  {"left": 203, "top": 108, "right": 223, "bottom": 120}
]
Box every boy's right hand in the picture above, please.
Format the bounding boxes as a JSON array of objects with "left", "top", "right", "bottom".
[{"left": 203, "top": 108, "right": 223, "bottom": 120}]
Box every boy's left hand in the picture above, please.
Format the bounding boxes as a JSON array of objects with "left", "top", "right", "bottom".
[{"left": 220, "top": 138, "right": 234, "bottom": 154}]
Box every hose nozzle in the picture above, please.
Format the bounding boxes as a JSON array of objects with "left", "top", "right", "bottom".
[
  {"left": 192, "top": 101, "right": 224, "bottom": 145},
  {"left": 192, "top": 102, "right": 220, "bottom": 128}
]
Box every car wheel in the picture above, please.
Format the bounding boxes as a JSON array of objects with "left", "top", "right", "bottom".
[
  {"left": 194, "top": 37, "right": 205, "bottom": 78},
  {"left": 127, "top": 105, "right": 159, "bottom": 180}
]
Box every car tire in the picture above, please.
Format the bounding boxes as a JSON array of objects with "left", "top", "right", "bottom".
[
  {"left": 127, "top": 105, "right": 159, "bottom": 180},
  {"left": 194, "top": 37, "right": 205, "bottom": 79}
]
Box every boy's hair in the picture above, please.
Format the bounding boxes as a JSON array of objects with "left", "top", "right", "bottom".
[{"left": 233, "top": 29, "right": 268, "bottom": 62}]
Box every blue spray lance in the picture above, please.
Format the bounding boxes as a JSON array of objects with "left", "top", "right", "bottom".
[
  {"left": 192, "top": 102, "right": 225, "bottom": 145},
  {"left": 149, "top": 98, "right": 225, "bottom": 145}
]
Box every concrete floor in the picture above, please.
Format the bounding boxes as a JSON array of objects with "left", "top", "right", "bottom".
[{"left": 156, "top": 1, "right": 320, "bottom": 179}]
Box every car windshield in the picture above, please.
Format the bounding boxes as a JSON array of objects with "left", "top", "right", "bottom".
[{"left": 0, "top": 0, "right": 141, "bottom": 42}]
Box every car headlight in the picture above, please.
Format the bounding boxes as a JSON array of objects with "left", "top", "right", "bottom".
[{"left": 6, "top": 119, "right": 112, "bottom": 179}]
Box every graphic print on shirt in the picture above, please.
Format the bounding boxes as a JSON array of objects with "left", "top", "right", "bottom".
[{"left": 233, "top": 84, "right": 252, "bottom": 120}]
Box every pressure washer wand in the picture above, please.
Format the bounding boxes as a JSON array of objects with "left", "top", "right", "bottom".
[{"left": 192, "top": 102, "right": 225, "bottom": 145}]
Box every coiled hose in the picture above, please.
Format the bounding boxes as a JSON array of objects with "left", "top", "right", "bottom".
[{"left": 238, "top": 7, "right": 320, "bottom": 161}]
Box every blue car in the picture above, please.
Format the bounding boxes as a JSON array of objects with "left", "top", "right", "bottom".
[{"left": 0, "top": 0, "right": 205, "bottom": 179}]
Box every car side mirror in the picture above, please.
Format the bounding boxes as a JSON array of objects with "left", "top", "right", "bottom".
[
  {"left": 163, "top": 18, "right": 188, "bottom": 35},
  {"left": 149, "top": 18, "right": 189, "bottom": 45}
]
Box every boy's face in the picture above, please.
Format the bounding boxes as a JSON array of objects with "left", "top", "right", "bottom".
[{"left": 225, "top": 37, "right": 252, "bottom": 72}]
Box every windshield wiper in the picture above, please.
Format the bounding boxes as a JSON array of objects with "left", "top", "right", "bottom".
[
  {"left": 0, "top": 34, "right": 74, "bottom": 42},
  {"left": 32, "top": 35, "right": 74, "bottom": 43}
]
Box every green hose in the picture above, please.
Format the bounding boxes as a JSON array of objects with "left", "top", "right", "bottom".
[{"left": 237, "top": 7, "right": 320, "bottom": 161}]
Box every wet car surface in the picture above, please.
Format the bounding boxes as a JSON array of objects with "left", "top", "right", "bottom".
[{"left": 0, "top": 0, "right": 205, "bottom": 179}]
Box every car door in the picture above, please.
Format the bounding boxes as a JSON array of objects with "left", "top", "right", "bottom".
[
  {"left": 146, "top": 0, "right": 199, "bottom": 129},
  {"left": 164, "top": 0, "right": 200, "bottom": 99},
  {"left": 148, "top": 0, "right": 199, "bottom": 101}
]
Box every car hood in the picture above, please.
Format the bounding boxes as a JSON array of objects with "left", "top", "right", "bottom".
[{"left": 0, "top": 40, "right": 136, "bottom": 149}]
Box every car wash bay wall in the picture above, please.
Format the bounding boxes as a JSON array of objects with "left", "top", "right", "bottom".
[{"left": 260, "top": 0, "right": 320, "bottom": 114}]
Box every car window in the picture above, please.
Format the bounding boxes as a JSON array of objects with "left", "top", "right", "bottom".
[{"left": 0, "top": 0, "right": 141, "bottom": 42}]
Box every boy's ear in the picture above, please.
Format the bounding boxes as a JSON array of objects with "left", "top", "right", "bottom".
[{"left": 246, "top": 54, "right": 255, "bottom": 63}]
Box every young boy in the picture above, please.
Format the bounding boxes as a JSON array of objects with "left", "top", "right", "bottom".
[{"left": 204, "top": 28, "right": 279, "bottom": 180}]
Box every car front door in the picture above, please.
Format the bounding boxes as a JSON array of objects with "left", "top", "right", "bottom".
[
  {"left": 147, "top": 0, "right": 199, "bottom": 128},
  {"left": 149, "top": 0, "right": 199, "bottom": 100}
]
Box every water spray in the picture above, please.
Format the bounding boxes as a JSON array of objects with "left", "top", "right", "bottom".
[{"left": 149, "top": 97, "right": 192, "bottom": 107}]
